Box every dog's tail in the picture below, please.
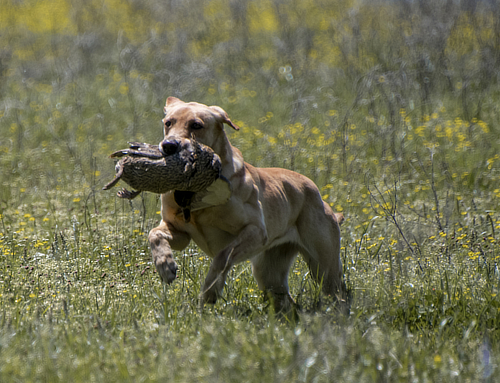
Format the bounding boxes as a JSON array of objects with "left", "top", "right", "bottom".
[{"left": 334, "top": 213, "right": 345, "bottom": 226}]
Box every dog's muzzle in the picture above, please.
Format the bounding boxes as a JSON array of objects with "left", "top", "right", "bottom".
[{"left": 160, "top": 139, "right": 180, "bottom": 156}]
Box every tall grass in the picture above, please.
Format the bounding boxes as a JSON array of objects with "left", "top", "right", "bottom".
[{"left": 1, "top": 0, "right": 500, "bottom": 381}]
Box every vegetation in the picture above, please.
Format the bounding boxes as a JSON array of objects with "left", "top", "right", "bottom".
[{"left": 1, "top": 0, "right": 500, "bottom": 380}]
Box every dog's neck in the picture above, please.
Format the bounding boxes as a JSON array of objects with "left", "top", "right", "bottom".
[{"left": 212, "top": 134, "right": 245, "bottom": 179}]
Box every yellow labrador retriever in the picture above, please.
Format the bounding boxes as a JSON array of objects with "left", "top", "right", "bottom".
[{"left": 149, "top": 97, "right": 346, "bottom": 312}]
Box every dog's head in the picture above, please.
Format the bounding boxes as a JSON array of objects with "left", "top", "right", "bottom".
[{"left": 160, "top": 97, "right": 239, "bottom": 156}]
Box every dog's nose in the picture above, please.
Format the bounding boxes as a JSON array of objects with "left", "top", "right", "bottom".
[{"left": 160, "top": 139, "right": 180, "bottom": 156}]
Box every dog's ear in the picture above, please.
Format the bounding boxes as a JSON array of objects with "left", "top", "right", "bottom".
[
  {"left": 209, "top": 105, "right": 240, "bottom": 131},
  {"left": 164, "top": 97, "right": 182, "bottom": 113},
  {"left": 165, "top": 97, "right": 181, "bottom": 106}
]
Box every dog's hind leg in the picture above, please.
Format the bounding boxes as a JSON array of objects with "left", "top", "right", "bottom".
[
  {"left": 251, "top": 243, "right": 299, "bottom": 314},
  {"left": 297, "top": 202, "right": 347, "bottom": 310}
]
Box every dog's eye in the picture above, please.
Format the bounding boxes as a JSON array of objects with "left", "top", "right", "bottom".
[
  {"left": 191, "top": 122, "right": 203, "bottom": 130},
  {"left": 164, "top": 120, "right": 172, "bottom": 128}
]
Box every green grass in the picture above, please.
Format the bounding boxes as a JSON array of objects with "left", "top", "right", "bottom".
[{"left": 1, "top": 0, "right": 500, "bottom": 381}]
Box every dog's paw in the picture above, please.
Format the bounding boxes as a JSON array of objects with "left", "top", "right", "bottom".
[
  {"left": 200, "top": 278, "right": 224, "bottom": 306},
  {"left": 200, "top": 289, "right": 218, "bottom": 305},
  {"left": 154, "top": 256, "right": 178, "bottom": 284}
]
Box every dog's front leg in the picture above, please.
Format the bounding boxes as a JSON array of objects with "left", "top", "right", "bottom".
[
  {"left": 201, "top": 224, "right": 267, "bottom": 305},
  {"left": 149, "top": 220, "right": 191, "bottom": 284}
]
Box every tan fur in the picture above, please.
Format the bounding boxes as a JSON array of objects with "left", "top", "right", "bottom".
[{"left": 149, "top": 97, "right": 346, "bottom": 312}]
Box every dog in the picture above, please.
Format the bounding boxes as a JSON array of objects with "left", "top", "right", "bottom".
[{"left": 148, "top": 97, "right": 346, "bottom": 313}]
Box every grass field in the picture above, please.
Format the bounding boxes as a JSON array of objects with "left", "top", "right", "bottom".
[{"left": 1, "top": 0, "right": 500, "bottom": 381}]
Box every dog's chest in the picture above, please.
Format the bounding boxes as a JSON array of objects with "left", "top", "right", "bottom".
[
  {"left": 176, "top": 200, "right": 245, "bottom": 257},
  {"left": 184, "top": 215, "right": 236, "bottom": 257}
]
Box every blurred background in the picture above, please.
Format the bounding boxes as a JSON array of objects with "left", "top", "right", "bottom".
[{"left": 1, "top": 3, "right": 500, "bottom": 377}]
